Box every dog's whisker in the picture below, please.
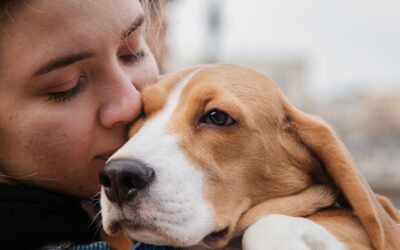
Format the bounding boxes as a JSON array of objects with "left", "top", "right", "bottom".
[
  {"left": 92, "top": 221, "right": 103, "bottom": 240},
  {"left": 89, "top": 210, "right": 102, "bottom": 228},
  {"left": 90, "top": 192, "right": 101, "bottom": 203}
]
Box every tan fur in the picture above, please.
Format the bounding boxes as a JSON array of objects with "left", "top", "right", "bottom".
[
  {"left": 101, "top": 231, "right": 133, "bottom": 250},
  {"left": 125, "top": 64, "right": 400, "bottom": 249},
  {"left": 128, "top": 67, "right": 200, "bottom": 137},
  {"left": 235, "top": 185, "right": 337, "bottom": 232}
]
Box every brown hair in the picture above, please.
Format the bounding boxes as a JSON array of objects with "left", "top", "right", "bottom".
[
  {"left": 140, "top": 0, "right": 169, "bottom": 70},
  {"left": 0, "top": 1, "right": 13, "bottom": 23},
  {"left": 0, "top": 1, "right": 168, "bottom": 27}
]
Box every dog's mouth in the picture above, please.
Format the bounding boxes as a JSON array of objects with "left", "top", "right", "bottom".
[
  {"left": 118, "top": 218, "right": 196, "bottom": 247},
  {"left": 117, "top": 216, "right": 231, "bottom": 248},
  {"left": 202, "top": 226, "right": 230, "bottom": 247}
]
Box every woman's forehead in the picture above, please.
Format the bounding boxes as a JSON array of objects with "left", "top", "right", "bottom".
[
  {"left": 0, "top": 0, "right": 144, "bottom": 83},
  {"left": 4, "top": 0, "right": 143, "bottom": 33}
]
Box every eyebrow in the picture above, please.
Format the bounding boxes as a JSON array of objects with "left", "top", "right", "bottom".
[
  {"left": 123, "top": 15, "right": 145, "bottom": 39},
  {"left": 33, "top": 15, "right": 145, "bottom": 77},
  {"left": 33, "top": 52, "right": 95, "bottom": 77}
]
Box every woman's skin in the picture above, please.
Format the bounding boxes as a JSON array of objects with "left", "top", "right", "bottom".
[{"left": 0, "top": 0, "right": 158, "bottom": 198}]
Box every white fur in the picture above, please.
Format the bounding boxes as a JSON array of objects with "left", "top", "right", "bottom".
[
  {"left": 242, "top": 214, "right": 346, "bottom": 250},
  {"left": 102, "top": 69, "right": 215, "bottom": 246},
  {"left": 100, "top": 188, "right": 123, "bottom": 235}
]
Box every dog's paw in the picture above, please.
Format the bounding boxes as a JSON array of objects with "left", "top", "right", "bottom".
[{"left": 242, "top": 214, "right": 346, "bottom": 250}]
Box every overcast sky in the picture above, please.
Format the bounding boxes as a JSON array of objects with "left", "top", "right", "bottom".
[{"left": 167, "top": 0, "right": 400, "bottom": 100}]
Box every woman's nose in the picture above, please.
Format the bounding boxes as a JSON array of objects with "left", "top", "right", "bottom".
[{"left": 98, "top": 72, "right": 143, "bottom": 128}]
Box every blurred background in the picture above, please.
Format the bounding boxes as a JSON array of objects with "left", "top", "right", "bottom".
[{"left": 151, "top": 0, "right": 400, "bottom": 206}]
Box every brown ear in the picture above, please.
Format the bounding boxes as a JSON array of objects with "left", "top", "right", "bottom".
[{"left": 284, "top": 101, "right": 400, "bottom": 250}]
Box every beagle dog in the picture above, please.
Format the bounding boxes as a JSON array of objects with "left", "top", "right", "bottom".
[{"left": 99, "top": 64, "right": 400, "bottom": 250}]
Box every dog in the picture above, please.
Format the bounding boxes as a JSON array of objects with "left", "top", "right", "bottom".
[{"left": 99, "top": 64, "right": 400, "bottom": 250}]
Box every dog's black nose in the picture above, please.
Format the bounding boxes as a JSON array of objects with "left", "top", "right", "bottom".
[{"left": 99, "top": 159, "right": 155, "bottom": 205}]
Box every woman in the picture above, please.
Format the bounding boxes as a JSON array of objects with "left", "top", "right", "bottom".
[{"left": 0, "top": 0, "right": 172, "bottom": 249}]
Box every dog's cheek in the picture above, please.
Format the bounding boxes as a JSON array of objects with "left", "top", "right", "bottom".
[
  {"left": 100, "top": 189, "right": 120, "bottom": 235},
  {"left": 205, "top": 179, "right": 249, "bottom": 225}
]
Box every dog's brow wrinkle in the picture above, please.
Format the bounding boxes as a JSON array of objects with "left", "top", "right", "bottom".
[{"left": 156, "top": 68, "right": 204, "bottom": 126}]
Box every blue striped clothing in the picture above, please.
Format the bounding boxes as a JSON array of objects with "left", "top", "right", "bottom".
[{"left": 133, "top": 242, "right": 182, "bottom": 250}]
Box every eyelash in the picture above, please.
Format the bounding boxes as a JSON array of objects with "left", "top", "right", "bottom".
[
  {"left": 119, "top": 50, "right": 145, "bottom": 64},
  {"left": 47, "top": 75, "right": 86, "bottom": 103}
]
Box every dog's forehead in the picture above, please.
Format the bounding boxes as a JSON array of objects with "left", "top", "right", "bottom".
[
  {"left": 141, "top": 67, "right": 202, "bottom": 116},
  {"left": 142, "top": 64, "right": 280, "bottom": 115}
]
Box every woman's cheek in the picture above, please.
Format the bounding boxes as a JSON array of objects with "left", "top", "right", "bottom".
[
  {"left": 23, "top": 110, "right": 94, "bottom": 175},
  {"left": 133, "top": 50, "right": 159, "bottom": 89},
  {"left": 22, "top": 120, "right": 100, "bottom": 196}
]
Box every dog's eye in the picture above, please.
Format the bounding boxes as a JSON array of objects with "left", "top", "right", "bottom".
[{"left": 200, "top": 110, "right": 236, "bottom": 127}]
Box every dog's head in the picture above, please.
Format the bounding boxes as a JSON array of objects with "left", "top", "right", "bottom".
[{"left": 100, "top": 64, "right": 400, "bottom": 249}]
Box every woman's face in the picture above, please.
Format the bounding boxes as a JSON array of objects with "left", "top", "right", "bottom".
[{"left": 0, "top": 0, "right": 158, "bottom": 197}]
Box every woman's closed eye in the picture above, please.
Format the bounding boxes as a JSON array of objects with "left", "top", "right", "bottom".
[
  {"left": 47, "top": 75, "right": 87, "bottom": 103},
  {"left": 119, "top": 50, "right": 145, "bottom": 64}
]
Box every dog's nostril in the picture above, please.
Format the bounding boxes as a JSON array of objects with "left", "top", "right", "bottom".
[
  {"left": 121, "top": 176, "right": 135, "bottom": 190},
  {"left": 101, "top": 159, "right": 155, "bottom": 205},
  {"left": 149, "top": 168, "right": 155, "bottom": 179},
  {"left": 119, "top": 167, "right": 155, "bottom": 190},
  {"left": 99, "top": 170, "right": 112, "bottom": 187}
]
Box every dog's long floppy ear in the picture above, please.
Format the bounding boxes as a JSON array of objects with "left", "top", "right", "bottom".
[{"left": 283, "top": 101, "right": 400, "bottom": 250}]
